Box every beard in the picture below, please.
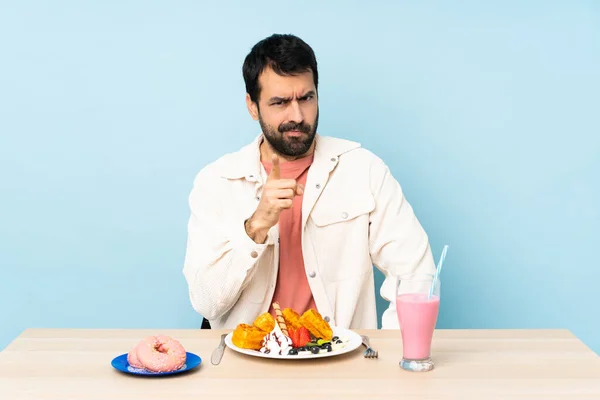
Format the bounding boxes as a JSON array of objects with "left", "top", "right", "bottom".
[{"left": 258, "top": 110, "right": 318, "bottom": 157}]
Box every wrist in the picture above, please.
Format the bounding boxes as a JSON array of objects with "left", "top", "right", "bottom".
[{"left": 245, "top": 215, "right": 270, "bottom": 244}]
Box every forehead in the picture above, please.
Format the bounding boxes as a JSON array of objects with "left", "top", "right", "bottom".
[{"left": 258, "top": 67, "right": 315, "bottom": 100}]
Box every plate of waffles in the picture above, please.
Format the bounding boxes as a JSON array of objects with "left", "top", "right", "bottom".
[{"left": 225, "top": 302, "right": 362, "bottom": 359}]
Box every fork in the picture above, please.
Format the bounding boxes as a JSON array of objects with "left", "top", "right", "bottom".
[{"left": 361, "top": 335, "right": 378, "bottom": 359}]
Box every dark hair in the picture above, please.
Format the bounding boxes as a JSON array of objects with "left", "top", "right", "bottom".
[{"left": 243, "top": 34, "right": 318, "bottom": 104}]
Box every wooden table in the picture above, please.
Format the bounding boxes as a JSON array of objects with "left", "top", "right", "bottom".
[{"left": 1, "top": 328, "right": 599, "bottom": 399}]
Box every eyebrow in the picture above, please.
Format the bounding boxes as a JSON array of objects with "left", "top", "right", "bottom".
[
  {"left": 268, "top": 90, "right": 316, "bottom": 104},
  {"left": 299, "top": 90, "right": 316, "bottom": 99},
  {"left": 268, "top": 96, "right": 291, "bottom": 104}
]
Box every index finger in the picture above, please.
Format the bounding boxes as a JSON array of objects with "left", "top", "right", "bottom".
[{"left": 269, "top": 154, "right": 280, "bottom": 180}]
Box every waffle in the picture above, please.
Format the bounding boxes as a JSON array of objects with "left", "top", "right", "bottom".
[
  {"left": 252, "top": 312, "right": 275, "bottom": 333},
  {"left": 231, "top": 324, "right": 266, "bottom": 350},
  {"left": 282, "top": 308, "right": 303, "bottom": 331},
  {"left": 299, "top": 309, "right": 333, "bottom": 341},
  {"left": 231, "top": 312, "right": 277, "bottom": 350}
]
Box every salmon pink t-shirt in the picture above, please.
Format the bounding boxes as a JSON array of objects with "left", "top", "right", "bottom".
[{"left": 262, "top": 154, "right": 317, "bottom": 317}]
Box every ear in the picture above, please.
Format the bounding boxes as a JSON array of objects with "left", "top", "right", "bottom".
[{"left": 246, "top": 93, "right": 259, "bottom": 121}]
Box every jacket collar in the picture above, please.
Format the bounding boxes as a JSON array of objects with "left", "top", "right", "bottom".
[{"left": 219, "top": 134, "right": 361, "bottom": 180}]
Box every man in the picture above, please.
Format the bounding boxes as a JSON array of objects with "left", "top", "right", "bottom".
[{"left": 183, "top": 33, "right": 435, "bottom": 330}]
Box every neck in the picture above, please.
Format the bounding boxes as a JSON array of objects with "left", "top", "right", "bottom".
[{"left": 259, "top": 137, "right": 316, "bottom": 163}]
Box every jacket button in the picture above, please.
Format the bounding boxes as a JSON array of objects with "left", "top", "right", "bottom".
[
  {"left": 315, "top": 184, "right": 321, "bottom": 189},
  {"left": 308, "top": 271, "right": 316, "bottom": 278},
  {"left": 324, "top": 316, "right": 330, "bottom": 322},
  {"left": 250, "top": 251, "right": 258, "bottom": 258},
  {"left": 341, "top": 212, "right": 348, "bottom": 219},
  {"left": 330, "top": 158, "right": 336, "bottom": 162}
]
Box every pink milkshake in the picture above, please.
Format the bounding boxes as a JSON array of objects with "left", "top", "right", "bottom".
[
  {"left": 396, "top": 247, "right": 447, "bottom": 372},
  {"left": 396, "top": 293, "right": 440, "bottom": 360}
]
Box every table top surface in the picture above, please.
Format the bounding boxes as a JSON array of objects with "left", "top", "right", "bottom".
[{"left": 1, "top": 328, "right": 599, "bottom": 399}]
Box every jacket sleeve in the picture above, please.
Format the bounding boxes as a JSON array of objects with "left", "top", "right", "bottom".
[
  {"left": 367, "top": 155, "right": 437, "bottom": 329},
  {"left": 182, "top": 168, "right": 273, "bottom": 321}
]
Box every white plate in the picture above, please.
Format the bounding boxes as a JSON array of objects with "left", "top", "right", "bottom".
[{"left": 224, "top": 326, "right": 362, "bottom": 360}]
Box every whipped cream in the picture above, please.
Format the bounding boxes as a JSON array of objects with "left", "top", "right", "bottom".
[{"left": 259, "top": 322, "right": 292, "bottom": 355}]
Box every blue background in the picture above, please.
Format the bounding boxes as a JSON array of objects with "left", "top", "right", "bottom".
[{"left": 1, "top": 1, "right": 599, "bottom": 354}]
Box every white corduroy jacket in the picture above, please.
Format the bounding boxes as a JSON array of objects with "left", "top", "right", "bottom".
[{"left": 183, "top": 134, "right": 436, "bottom": 330}]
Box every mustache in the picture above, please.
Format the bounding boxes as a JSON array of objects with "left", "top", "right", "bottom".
[{"left": 278, "top": 121, "right": 311, "bottom": 134}]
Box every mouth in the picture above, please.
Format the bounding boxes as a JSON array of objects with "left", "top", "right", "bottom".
[{"left": 284, "top": 130, "right": 305, "bottom": 138}]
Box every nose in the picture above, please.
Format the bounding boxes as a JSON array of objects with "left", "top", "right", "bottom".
[{"left": 287, "top": 100, "right": 304, "bottom": 124}]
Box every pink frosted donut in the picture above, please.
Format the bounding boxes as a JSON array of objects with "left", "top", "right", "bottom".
[
  {"left": 127, "top": 343, "right": 145, "bottom": 369},
  {"left": 135, "top": 335, "right": 187, "bottom": 373}
]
